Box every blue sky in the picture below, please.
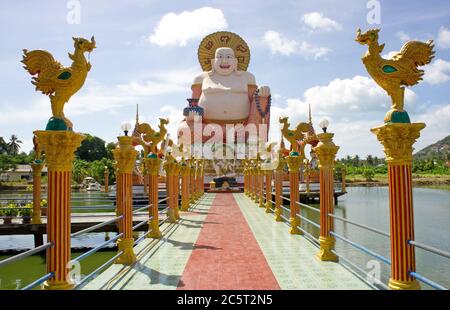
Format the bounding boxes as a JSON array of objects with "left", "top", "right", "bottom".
[{"left": 1, "top": 0, "right": 450, "bottom": 157}]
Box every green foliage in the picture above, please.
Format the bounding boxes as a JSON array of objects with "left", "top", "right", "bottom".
[
  {"left": 0, "top": 151, "right": 34, "bottom": 174},
  {"left": 362, "top": 168, "right": 375, "bottom": 181},
  {"left": 72, "top": 158, "right": 115, "bottom": 184},
  {"left": 75, "top": 134, "right": 108, "bottom": 162},
  {"left": 73, "top": 159, "right": 90, "bottom": 183},
  {"left": 19, "top": 204, "right": 33, "bottom": 217},
  {"left": 0, "top": 203, "right": 20, "bottom": 217},
  {"left": 414, "top": 134, "right": 450, "bottom": 160}
]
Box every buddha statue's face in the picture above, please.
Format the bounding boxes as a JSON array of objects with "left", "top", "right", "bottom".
[{"left": 212, "top": 47, "right": 237, "bottom": 75}]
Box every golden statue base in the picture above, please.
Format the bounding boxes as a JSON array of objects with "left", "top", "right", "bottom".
[
  {"left": 147, "top": 219, "right": 162, "bottom": 239},
  {"left": 289, "top": 217, "right": 302, "bottom": 235},
  {"left": 388, "top": 278, "right": 421, "bottom": 290},
  {"left": 115, "top": 238, "right": 136, "bottom": 265},
  {"left": 316, "top": 236, "right": 339, "bottom": 262}
]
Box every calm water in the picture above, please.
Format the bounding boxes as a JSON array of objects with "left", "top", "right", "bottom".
[
  {"left": 0, "top": 187, "right": 449, "bottom": 290},
  {"left": 297, "top": 186, "right": 450, "bottom": 290}
]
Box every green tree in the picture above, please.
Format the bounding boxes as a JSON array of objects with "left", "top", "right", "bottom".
[
  {"left": 106, "top": 142, "right": 116, "bottom": 160},
  {"left": 75, "top": 134, "right": 107, "bottom": 162},
  {"left": 89, "top": 158, "right": 115, "bottom": 184},
  {"left": 362, "top": 167, "right": 375, "bottom": 181},
  {"left": 366, "top": 155, "right": 374, "bottom": 166},
  {"left": 0, "top": 137, "right": 8, "bottom": 154},
  {"left": 7, "top": 135, "right": 22, "bottom": 155},
  {"left": 72, "top": 159, "right": 90, "bottom": 183}
]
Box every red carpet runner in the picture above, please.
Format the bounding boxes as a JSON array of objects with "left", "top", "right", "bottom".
[{"left": 177, "top": 193, "right": 280, "bottom": 290}]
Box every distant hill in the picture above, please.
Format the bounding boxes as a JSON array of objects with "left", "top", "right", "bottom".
[{"left": 414, "top": 134, "right": 450, "bottom": 160}]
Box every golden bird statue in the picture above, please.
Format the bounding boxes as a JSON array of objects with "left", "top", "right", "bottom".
[
  {"left": 279, "top": 116, "right": 310, "bottom": 156},
  {"left": 356, "top": 28, "right": 435, "bottom": 123},
  {"left": 22, "top": 36, "right": 96, "bottom": 130}
]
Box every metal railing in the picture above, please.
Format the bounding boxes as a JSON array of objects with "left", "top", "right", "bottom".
[{"left": 246, "top": 181, "right": 450, "bottom": 291}]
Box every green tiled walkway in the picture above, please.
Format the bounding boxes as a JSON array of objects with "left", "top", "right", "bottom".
[
  {"left": 82, "top": 193, "right": 371, "bottom": 290},
  {"left": 234, "top": 194, "right": 371, "bottom": 290},
  {"left": 82, "top": 194, "right": 216, "bottom": 290}
]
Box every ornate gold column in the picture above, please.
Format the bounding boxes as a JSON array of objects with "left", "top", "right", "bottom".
[
  {"left": 274, "top": 158, "right": 285, "bottom": 222},
  {"left": 371, "top": 123, "right": 424, "bottom": 290},
  {"left": 174, "top": 163, "right": 181, "bottom": 220},
  {"left": 164, "top": 160, "right": 178, "bottom": 223},
  {"left": 31, "top": 161, "right": 44, "bottom": 224},
  {"left": 103, "top": 166, "right": 110, "bottom": 193},
  {"left": 286, "top": 155, "right": 302, "bottom": 234},
  {"left": 189, "top": 164, "right": 195, "bottom": 204},
  {"left": 314, "top": 132, "right": 339, "bottom": 262},
  {"left": 34, "top": 130, "right": 85, "bottom": 290},
  {"left": 264, "top": 169, "right": 273, "bottom": 213},
  {"left": 258, "top": 164, "right": 265, "bottom": 208},
  {"left": 180, "top": 162, "right": 190, "bottom": 211},
  {"left": 113, "top": 136, "right": 138, "bottom": 265},
  {"left": 144, "top": 156, "right": 162, "bottom": 238}
]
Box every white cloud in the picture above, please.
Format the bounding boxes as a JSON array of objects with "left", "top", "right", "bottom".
[
  {"left": 267, "top": 75, "right": 421, "bottom": 157},
  {"left": 396, "top": 31, "right": 411, "bottom": 43},
  {"left": 302, "top": 12, "right": 342, "bottom": 32},
  {"left": 148, "top": 7, "right": 228, "bottom": 47},
  {"left": 437, "top": 26, "right": 450, "bottom": 49},
  {"left": 263, "top": 30, "right": 331, "bottom": 59},
  {"left": 423, "top": 59, "right": 450, "bottom": 85}
]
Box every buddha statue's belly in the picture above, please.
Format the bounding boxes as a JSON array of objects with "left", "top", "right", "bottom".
[{"left": 199, "top": 92, "right": 249, "bottom": 121}]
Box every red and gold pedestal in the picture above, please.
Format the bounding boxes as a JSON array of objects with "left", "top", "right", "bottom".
[
  {"left": 31, "top": 161, "right": 44, "bottom": 224},
  {"left": 314, "top": 132, "right": 339, "bottom": 262},
  {"left": 286, "top": 155, "right": 302, "bottom": 235},
  {"left": 180, "top": 163, "right": 191, "bottom": 211},
  {"left": 189, "top": 165, "right": 196, "bottom": 204},
  {"left": 104, "top": 168, "right": 110, "bottom": 193},
  {"left": 114, "top": 136, "right": 138, "bottom": 265},
  {"left": 174, "top": 164, "right": 181, "bottom": 220},
  {"left": 253, "top": 167, "right": 258, "bottom": 202},
  {"left": 145, "top": 157, "right": 162, "bottom": 238},
  {"left": 372, "top": 123, "right": 425, "bottom": 290},
  {"left": 264, "top": 170, "right": 273, "bottom": 213},
  {"left": 258, "top": 166, "right": 265, "bottom": 208},
  {"left": 165, "top": 161, "right": 179, "bottom": 223},
  {"left": 274, "top": 159, "right": 285, "bottom": 222},
  {"left": 34, "top": 130, "right": 85, "bottom": 290}
]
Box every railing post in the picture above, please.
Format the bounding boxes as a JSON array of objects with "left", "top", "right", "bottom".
[
  {"left": 114, "top": 136, "right": 138, "bottom": 265},
  {"left": 189, "top": 163, "right": 195, "bottom": 204},
  {"left": 34, "top": 130, "right": 85, "bottom": 290},
  {"left": 145, "top": 156, "right": 162, "bottom": 238},
  {"left": 341, "top": 167, "right": 346, "bottom": 193},
  {"left": 264, "top": 170, "right": 273, "bottom": 213},
  {"left": 31, "top": 161, "right": 44, "bottom": 224},
  {"left": 258, "top": 164, "right": 264, "bottom": 208},
  {"left": 103, "top": 166, "right": 110, "bottom": 193},
  {"left": 314, "top": 132, "right": 339, "bottom": 262},
  {"left": 164, "top": 159, "right": 178, "bottom": 223},
  {"left": 180, "top": 162, "right": 190, "bottom": 211},
  {"left": 274, "top": 158, "right": 284, "bottom": 222},
  {"left": 174, "top": 163, "right": 181, "bottom": 220},
  {"left": 371, "top": 123, "right": 425, "bottom": 290},
  {"left": 286, "top": 155, "right": 302, "bottom": 235}
]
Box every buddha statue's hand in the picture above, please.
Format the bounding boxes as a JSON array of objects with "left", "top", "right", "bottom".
[{"left": 258, "top": 86, "right": 271, "bottom": 97}]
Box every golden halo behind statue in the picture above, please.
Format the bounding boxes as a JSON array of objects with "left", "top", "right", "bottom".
[{"left": 198, "top": 31, "right": 250, "bottom": 72}]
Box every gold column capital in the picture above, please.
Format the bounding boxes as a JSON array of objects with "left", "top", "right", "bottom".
[
  {"left": 114, "top": 136, "right": 138, "bottom": 173},
  {"left": 314, "top": 132, "right": 339, "bottom": 169},
  {"left": 144, "top": 157, "right": 162, "bottom": 175},
  {"left": 31, "top": 162, "right": 45, "bottom": 174},
  {"left": 285, "top": 155, "right": 302, "bottom": 172},
  {"left": 371, "top": 123, "right": 426, "bottom": 164},
  {"left": 33, "top": 130, "right": 85, "bottom": 171},
  {"left": 164, "top": 161, "right": 179, "bottom": 175},
  {"left": 180, "top": 164, "right": 191, "bottom": 176}
]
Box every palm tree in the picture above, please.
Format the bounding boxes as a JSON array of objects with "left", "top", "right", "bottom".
[
  {"left": 0, "top": 137, "right": 7, "bottom": 154},
  {"left": 7, "top": 135, "right": 22, "bottom": 155}
]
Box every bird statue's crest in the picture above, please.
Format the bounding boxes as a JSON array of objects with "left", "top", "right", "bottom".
[
  {"left": 356, "top": 28, "right": 435, "bottom": 123},
  {"left": 22, "top": 36, "right": 96, "bottom": 131}
]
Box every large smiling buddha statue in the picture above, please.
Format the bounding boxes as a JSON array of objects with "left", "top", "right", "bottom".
[{"left": 178, "top": 31, "right": 271, "bottom": 144}]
